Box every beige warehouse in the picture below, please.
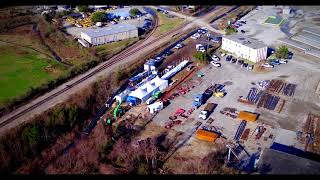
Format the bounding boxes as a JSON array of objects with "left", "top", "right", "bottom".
[{"left": 80, "top": 23, "right": 138, "bottom": 46}]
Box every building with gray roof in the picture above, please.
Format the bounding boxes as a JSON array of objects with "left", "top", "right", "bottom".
[
  {"left": 257, "top": 148, "right": 320, "bottom": 174},
  {"left": 80, "top": 23, "right": 138, "bottom": 46}
]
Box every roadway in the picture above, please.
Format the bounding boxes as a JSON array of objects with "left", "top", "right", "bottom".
[{"left": 0, "top": 6, "right": 234, "bottom": 135}]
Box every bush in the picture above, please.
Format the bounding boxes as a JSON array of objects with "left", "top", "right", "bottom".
[
  {"left": 44, "top": 24, "right": 56, "bottom": 37},
  {"left": 129, "top": 8, "right": 141, "bottom": 17},
  {"left": 193, "top": 51, "right": 210, "bottom": 64},
  {"left": 43, "top": 12, "right": 55, "bottom": 23},
  {"left": 225, "top": 25, "right": 237, "bottom": 35},
  {"left": 91, "top": 12, "right": 106, "bottom": 23},
  {"left": 77, "top": 5, "right": 89, "bottom": 12},
  {"left": 275, "top": 45, "right": 289, "bottom": 59}
]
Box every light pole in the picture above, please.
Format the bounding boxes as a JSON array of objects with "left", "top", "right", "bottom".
[{"left": 207, "top": 33, "right": 210, "bottom": 54}]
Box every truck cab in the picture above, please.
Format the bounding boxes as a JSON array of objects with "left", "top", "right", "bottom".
[
  {"left": 192, "top": 94, "right": 204, "bottom": 109},
  {"left": 199, "top": 103, "right": 217, "bottom": 120}
]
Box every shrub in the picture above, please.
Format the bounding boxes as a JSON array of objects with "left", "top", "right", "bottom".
[
  {"left": 129, "top": 8, "right": 141, "bottom": 17},
  {"left": 225, "top": 25, "right": 237, "bottom": 35},
  {"left": 193, "top": 51, "right": 210, "bottom": 64},
  {"left": 77, "top": 5, "right": 89, "bottom": 12},
  {"left": 91, "top": 12, "right": 106, "bottom": 23},
  {"left": 275, "top": 45, "right": 289, "bottom": 59}
]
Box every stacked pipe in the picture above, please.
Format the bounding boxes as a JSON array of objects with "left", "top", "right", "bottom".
[
  {"left": 257, "top": 92, "right": 280, "bottom": 110},
  {"left": 264, "top": 94, "right": 280, "bottom": 110},
  {"left": 283, "top": 83, "right": 297, "bottom": 96},
  {"left": 234, "top": 120, "right": 247, "bottom": 141},
  {"left": 267, "top": 79, "right": 285, "bottom": 94},
  {"left": 246, "top": 87, "right": 257, "bottom": 102}
]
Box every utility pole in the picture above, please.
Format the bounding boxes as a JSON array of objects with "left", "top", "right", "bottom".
[{"left": 207, "top": 33, "right": 210, "bottom": 54}]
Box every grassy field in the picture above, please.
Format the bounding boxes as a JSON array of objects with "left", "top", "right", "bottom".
[
  {"left": 94, "top": 37, "right": 139, "bottom": 59},
  {"left": 0, "top": 44, "right": 67, "bottom": 108},
  {"left": 153, "top": 9, "right": 185, "bottom": 37}
]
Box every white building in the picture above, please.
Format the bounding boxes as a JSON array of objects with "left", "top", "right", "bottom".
[
  {"left": 128, "top": 76, "right": 168, "bottom": 103},
  {"left": 147, "top": 101, "right": 164, "bottom": 114},
  {"left": 221, "top": 34, "right": 268, "bottom": 63},
  {"left": 80, "top": 23, "right": 138, "bottom": 46},
  {"left": 114, "top": 89, "right": 132, "bottom": 103}
]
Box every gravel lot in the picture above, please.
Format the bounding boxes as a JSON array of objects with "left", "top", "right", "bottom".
[{"left": 148, "top": 38, "right": 320, "bottom": 167}]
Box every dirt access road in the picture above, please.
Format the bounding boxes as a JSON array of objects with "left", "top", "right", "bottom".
[{"left": 0, "top": 6, "right": 233, "bottom": 135}]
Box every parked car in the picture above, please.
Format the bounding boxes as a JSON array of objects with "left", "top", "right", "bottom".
[
  {"left": 262, "top": 63, "right": 274, "bottom": 68},
  {"left": 187, "top": 65, "right": 194, "bottom": 71},
  {"left": 287, "top": 52, "right": 293, "bottom": 59},
  {"left": 211, "top": 54, "right": 220, "bottom": 61},
  {"left": 200, "top": 27, "right": 208, "bottom": 31},
  {"left": 279, "top": 59, "right": 288, "bottom": 64},
  {"left": 210, "top": 61, "right": 221, "bottom": 67},
  {"left": 242, "top": 63, "right": 248, "bottom": 68},
  {"left": 247, "top": 65, "right": 254, "bottom": 70},
  {"left": 164, "top": 50, "right": 173, "bottom": 56},
  {"left": 174, "top": 43, "right": 183, "bottom": 49},
  {"left": 269, "top": 59, "right": 281, "bottom": 65},
  {"left": 198, "top": 47, "right": 206, "bottom": 53},
  {"left": 110, "top": 21, "right": 117, "bottom": 24},
  {"left": 198, "top": 29, "right": 206, "bottom": 34},
  {"left": 237, "top": 60, "right": 244, "bottom": 65},
  {"left": 241, "top": 30, "right": 246, "bottom": 33},
  {"left": 226, "top": 55, "right": 232, "bottom": 61},
  {"left": 221, "top": 53, "right": 226, "bottom": 57},
  {"left": 231, "top": 58, "right": 237, "bottom": 63},
  {"left": 155, "top": 56, "right": 164, "bottom": 62},
  {"left": 191, "top": 33, "right": 201, "bottom": 39}
]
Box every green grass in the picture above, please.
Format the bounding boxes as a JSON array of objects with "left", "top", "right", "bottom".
[
  {"left": 0, "top": 47, "right": 66, "bottom": 107},
  {"left": 94, "top": 37, "right": 139, "bottom": 58},
  {"left": 264, "top": 16, "right": 284, "bottom": 25},
  {"left": 152, "top": 8, "right": 185, "bottom": 37}
]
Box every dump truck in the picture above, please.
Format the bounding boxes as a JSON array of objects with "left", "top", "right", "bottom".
[
  {"left": 237, "top": 111, "right": 258, "bottom": 122},
  {"left": 196, "top": 129, "right": 219, "bottom": 142},
  {"left": 199, "top": 103, "right": 217, "bottom": 120}
]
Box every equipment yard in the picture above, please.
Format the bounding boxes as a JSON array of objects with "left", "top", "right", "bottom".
[
  {"left": 1, "top": 5, "right": 320, "bottom": 175},
  {"left": 104, "top": 24, "right": 320, "bottom": 173}
]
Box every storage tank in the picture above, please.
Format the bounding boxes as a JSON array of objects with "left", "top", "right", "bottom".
[{"left": 196, "top": 129, "right": 219, "bottom": 142}]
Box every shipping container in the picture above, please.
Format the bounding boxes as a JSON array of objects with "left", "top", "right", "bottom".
[
  {"left": 238, "top": 111, "right": 258, "bottom": 122},
  {"left": 196, "top": 129, "right": 219, "bottom": 142}
]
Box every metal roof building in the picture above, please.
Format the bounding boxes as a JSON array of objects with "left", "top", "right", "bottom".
[
  {"left": 257, "top": 148, "right": 320, "bottom": 174},
  {"left": 80, "top": 23, "right": 138, "bottom": 46}
]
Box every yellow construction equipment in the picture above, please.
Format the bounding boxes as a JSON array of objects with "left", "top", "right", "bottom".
[{"left": 214, "top": 92, "right": 224, "bottom": 97}]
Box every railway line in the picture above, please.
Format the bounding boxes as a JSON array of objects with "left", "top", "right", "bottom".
[
  {"left": 0, "top": 10, "right": 193, "bottom": 129},
  {"left": 0, "top": 5, "right": 235, "bottom": 132}
]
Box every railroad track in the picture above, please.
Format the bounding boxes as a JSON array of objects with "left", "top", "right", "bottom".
[{"left": 0, "top": 11, "right": 193, "bottom": 129}]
